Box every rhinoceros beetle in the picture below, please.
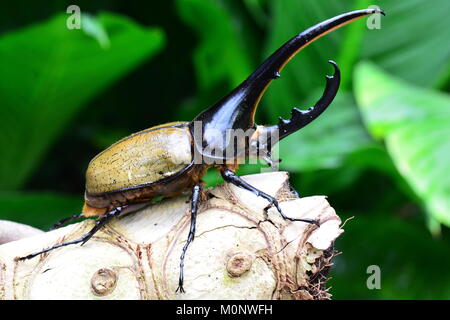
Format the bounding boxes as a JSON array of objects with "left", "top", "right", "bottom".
[{"left": 20, "top": 8, "right": 384, "bottom": 293}]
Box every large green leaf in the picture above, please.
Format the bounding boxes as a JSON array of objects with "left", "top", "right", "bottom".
[
  {"left": 355, "top": 62, "right": 450, "bottom": 226},
  {"left": 0, "top": 13, "right": 165, "bottom": 190},
  {"left": 361, "top": 0, "right": 450, "bottom": 88}
]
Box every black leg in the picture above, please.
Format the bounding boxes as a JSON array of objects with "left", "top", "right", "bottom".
[
  {"left": 221, "top": 169, "right": 319, "bottom": 225},
  {"left": 18, "top": 206, "right": 125, "bottom": 261},
  {"left": 50, "top": 213, "right": 85, "bottom": 230},
  {"left": 176, "top": 184, "right": 202, "bottom": 294}
]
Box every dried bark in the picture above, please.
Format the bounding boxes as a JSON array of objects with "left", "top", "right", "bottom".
[{"left": 0, "top": 172, "right": 343, "bottom": 300}]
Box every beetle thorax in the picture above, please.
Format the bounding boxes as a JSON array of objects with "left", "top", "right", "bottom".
[{"left": 190, "top": 121, "right": 279, "bottom": 166}]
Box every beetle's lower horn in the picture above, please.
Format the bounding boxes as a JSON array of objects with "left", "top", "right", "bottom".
[
  {"left": 279, "top": 60, "right": 340, "bottom": 140},
  {"left": 261, "top": 60, "right": 340, "bottom": 146}
]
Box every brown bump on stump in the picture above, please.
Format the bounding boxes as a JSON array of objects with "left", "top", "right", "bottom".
[
  {"left": 91, "top": 268, "right": 118, "bottom": 296},
  {"left": 226, "top": 252, "right": 253, "bottom": 277}
]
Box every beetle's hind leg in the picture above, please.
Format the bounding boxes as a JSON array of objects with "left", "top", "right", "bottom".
[
  {"left": 221, "top": 169, "right": 319, "bottom": 225},
  {"left": 176, "top": 184, "right": 202, "bottom": 294},
  {"left": 18, "top": 206, "right": 126, "bottom": 261},
  {"left": 50, "top": 213, "right": 85, "bottom": 230}
]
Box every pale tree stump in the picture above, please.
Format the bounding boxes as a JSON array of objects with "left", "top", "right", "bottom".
[{"left": 0, "top": 172, "right": 343, "bottom": 300}]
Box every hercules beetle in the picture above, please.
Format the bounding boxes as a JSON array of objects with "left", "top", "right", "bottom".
[{"left": 20, "top": 9, "right": 384, "bottom": 293}]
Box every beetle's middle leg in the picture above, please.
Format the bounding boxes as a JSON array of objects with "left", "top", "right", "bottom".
[
  {"left": 176, "top": 184, "right": 202, "bottom": 294},
  {"left": 18, "top": 205, "right": 126, "bottom": 261},
  {"left": 221, "top": 168, "right": 319, "bottom": 225}
]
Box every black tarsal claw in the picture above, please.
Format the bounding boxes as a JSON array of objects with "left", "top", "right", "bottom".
[{"left": 176, "top": 285, "right": 185, "bottom": 294}]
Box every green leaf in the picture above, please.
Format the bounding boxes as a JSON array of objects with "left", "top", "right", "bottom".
[
  {"left": 295, "top": 144, "right": 403, "bottom": 197},
  {"left": 361, "top": 0, "right": 450, "bottom": 88},
  {"left": 0, "top": 13, "right": 165, "bottom": 190},
  {"left": 0, "top": 191, "right": 83, "bottom": 230},
  {"left": 175, "top": 0, "right": 253, "bottom": 120},
  {"left": 355, "top": 62, "right": 450, "bottom": 226},
  {"left": 176, "top": 0, "right": 252, "bottom": 90},
  {"left": 81, "top": 14, "right": 110, "bottom": 49},
  {"left": 331, "top": 213, "right": 450, "bottom": 299}
]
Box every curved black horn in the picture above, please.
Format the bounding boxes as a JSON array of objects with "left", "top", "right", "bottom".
[{"left": 277, "top": 60, "right": 340, "bottom": 141}]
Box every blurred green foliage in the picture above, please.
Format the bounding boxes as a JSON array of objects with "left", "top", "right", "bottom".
[
  {"left": 0, "top": 13, "right": 164, "bottom": 190},
  {"left": 0, "top": 0, "right": 449, "bottom": 299},
  {"left": 355, "top": 62, "right": 450, "bottom": 230}
]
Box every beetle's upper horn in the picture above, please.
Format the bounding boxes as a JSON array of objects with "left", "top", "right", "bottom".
[{"left": 191, "top": 8, "right": 384, "bottom": 132}]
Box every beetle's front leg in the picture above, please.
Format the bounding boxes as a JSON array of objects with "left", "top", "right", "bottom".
[
  {"left": 176, "top": 184, "right": 202, "bottom": 294},
  {"left": 221, "top": 169, "right": 319, "bottom": 225}
]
